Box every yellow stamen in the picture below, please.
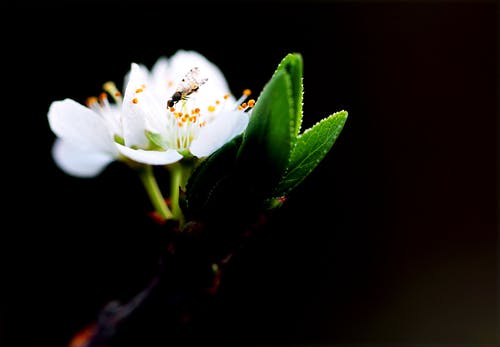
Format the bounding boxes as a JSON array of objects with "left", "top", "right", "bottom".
[
  {"left": 85, "top": 96, "right": 98, "bottom": 106},
  {"left": 102, "top": 81, "right": 122, "bottom": 103}
]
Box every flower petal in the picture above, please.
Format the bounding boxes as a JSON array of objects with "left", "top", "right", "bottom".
[
  {"left": 116, "top": 144, "right": 182, "bottom": 165},
  {"left": 190, "top": 111, "right": 249, "bottom": 158},
  {"left": 151, "top": 56, "right": 171, "bottom": 97},
  {"left": 48, "top": 99, "right": 117, "bottom": 154},
  {"left": 122, "top": 63, "right": 167, "bottom": 147},
  {"left": 52, "top": 138, "right": 116, "bottom": 178},
  {"left": 169, "top": 50, "right": 230, "bottom": 95},
  {"left": 123, "top": 62, "right": 149, "bottom": 91}
]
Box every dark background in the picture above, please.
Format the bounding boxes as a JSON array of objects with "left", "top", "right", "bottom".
[{"left": 1, "top": 1, "right": 497, "bottom": 346}]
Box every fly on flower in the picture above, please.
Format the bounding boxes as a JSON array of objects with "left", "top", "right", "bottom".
[{"left": 167, "top": 67, "right": 208, "bottom": 108}]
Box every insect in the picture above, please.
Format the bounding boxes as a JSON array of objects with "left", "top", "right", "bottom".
[{"left": 167, "top": 67, "right": 208, "bottom": 108}]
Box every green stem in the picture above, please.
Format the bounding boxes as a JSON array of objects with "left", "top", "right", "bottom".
[
  {"left": 138, "top": 165, "right": 173, "bottom": 220},
  {"left": 168, "top": 162, "right": 185, "bottom": 226}
]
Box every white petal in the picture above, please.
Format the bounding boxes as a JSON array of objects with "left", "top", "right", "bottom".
[
  {"left": 190, "top": 111, "right": 249, "bottom": 158},
  {"left": 169, "top": 50, "right": 230, "bottom": 95},
  {"left": 116, "top": 144, "right": 182, "bottom": 165},
  {"left": 48, "top": 99, "right": 117, "bottom": 154},
  {"left": 100, "top": 104, "right": 123, "bottom": 138},
  {"left": 52, "top": 138, "right": 115, "bottom": 178},
  {"left": 122, "top": 63, "right": 167, "bottom": 147},
  {"left": 123, "top": 62, "right": 149, "bottom": 90},
  {"left": 151, "top": 56, "right": 171, "bottom": 97},
  {"left": 152, "top": 56, "right": 169, "bottom": 77}
]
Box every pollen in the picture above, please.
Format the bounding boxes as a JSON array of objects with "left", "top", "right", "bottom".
[
  {"left": 103, "top": 81, "right": 117, "bottom": 93},
  {"left": 215, "top": 100, "right": 221, "bottom": 105},
  {"left": 102, "top": 81, "right": 122, "bottom": 103},
  {"left": 98, "top": 93, "right": 108, "bottom": 102},
  {"left": 168, "top": 81, "right": 174, "bottom": 87},
  {"left": 223, "top": 94, "right": 230, "bottom": 100},
  {"left": 135, "top": 88, "right": 144, "bottom": 93},
  {"left": 241, "top": 102, "right": 248, "bottom": 109},
  {"left": 208, "top": 105, "right": 216, "bottom": 112},
  {"left": 85, "top": 96, "right": 98, "bottom": 106},
  {"left": 169, "top": 106, "right": 176, "bottom": 112},
  {"left": 243, "top": 89, "right": 251, "bottom": 96},
  {"left": 248, "top": 99, "right": 255, "bottom": 107},
  {"left": 132, "top": 98, "right": 139, "bottom": 104}
]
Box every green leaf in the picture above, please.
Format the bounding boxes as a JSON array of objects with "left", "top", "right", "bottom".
[
  {"left": 185, "top": 56, "right": 303, "bottom": 222},
  {"left": 273, "top": 53, "right": 304, "bottom": 139},
  {"left": 184, "top": 135, "right": 242, "bottom": 220},
  {"left": 236, "top": 68, "right": 294, "bottom": 197},
  {"left": 185, "top": 53, "right": 347, "bottom": 223},
  {"left": 275, "top": 110, "right": 348, "bottom": 196}
]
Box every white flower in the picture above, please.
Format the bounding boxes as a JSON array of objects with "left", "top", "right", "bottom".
[{"left": 48, "top": 50, "right": 253, "bottom": 177}]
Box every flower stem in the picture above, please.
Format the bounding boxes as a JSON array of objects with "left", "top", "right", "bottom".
[
  {"left": 168, "top": 162, "right": 185, "bottom": 226},
  {"left": 138, "top": 165, "right": 173, "bottom": 221}
]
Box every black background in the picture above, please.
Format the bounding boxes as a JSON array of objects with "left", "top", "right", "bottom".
[{"left": 1, "top": 1, "right": 497, "bottom": 346}]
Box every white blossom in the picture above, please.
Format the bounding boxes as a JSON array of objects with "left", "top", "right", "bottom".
[{"left": 48, "top": 50, "right": 253, "bottom": 177}]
